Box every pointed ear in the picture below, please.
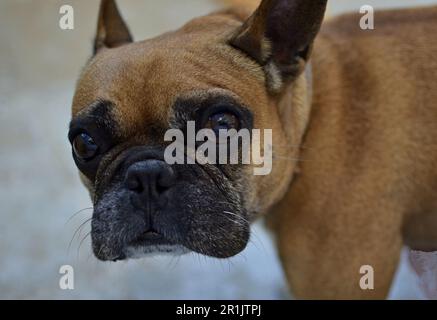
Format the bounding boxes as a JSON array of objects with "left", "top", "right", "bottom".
[
  {"left": 94, "top": 0, "right": 133, "bottom": 54},
  {"left": 230, "top": 0, "right": 327, "bottom": 91}
]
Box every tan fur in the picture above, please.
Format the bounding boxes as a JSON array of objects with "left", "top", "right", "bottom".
[
  {"left": 72, "top": 1, "right": 437, "bottom": 299},
  {"left": 269, "top": 6, "right": 437, "bottom": 299},
  {"left": 219, "top": 0, "right": 260, "bottom": 12}
]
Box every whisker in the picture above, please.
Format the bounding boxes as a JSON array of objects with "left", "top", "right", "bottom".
[
  {"left": 222, "top": 211, "right": 250, "bottom": 224},
  {"left": 68, "top": 217, "right": 93, "bottom": 255},
  {"left": 220, "top": 214, "right": 248, "bottom": 229},
  {"left": 248, "top": 230, "right": 266, "bottom": 253},
  {"left": 168, "top": 255, "right": 180, "bottom": 270},
  {"left": 168, "top": 255, "right": 182, "bottom": 270},
  {"left": 77, "top": 231, "right": 91, "bottom": 260},
  {"left": 221, "top": 211, "right": 266, "bottom": 254},
  {"left": 65, "top": 207, "right": 93, "bottom": 226}
]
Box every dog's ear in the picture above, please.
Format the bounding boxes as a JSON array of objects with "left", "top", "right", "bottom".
[
  {"left": 230, "top": 0, "right": 327, "bottom": 91},
  {"left": 94, "top": 0, "right": 133, "bottom": 54}
]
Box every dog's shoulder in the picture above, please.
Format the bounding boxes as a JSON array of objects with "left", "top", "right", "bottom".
[
  {"left": 313, "top": 5, "right": 437, "bottom": 83},
  {"left": 320, "top": 5, "right": 437, "bottom": 41}
]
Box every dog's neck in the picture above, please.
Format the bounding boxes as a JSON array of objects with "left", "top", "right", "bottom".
[{"left": 277, "top": 63, "right": 313, "bottom": 165}]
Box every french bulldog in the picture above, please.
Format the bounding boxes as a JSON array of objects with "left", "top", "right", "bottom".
[{"left": 69, "top": 0, "right": 437, "bottom": 299}]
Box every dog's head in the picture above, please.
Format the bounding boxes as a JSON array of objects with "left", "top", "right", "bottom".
[{"left": 69, "top": 0, "right": 327, "bottom": 261}]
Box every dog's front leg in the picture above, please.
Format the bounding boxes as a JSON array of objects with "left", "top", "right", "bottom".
[{"left": 270, "top": 200, "right": 403, "bottom": 299}]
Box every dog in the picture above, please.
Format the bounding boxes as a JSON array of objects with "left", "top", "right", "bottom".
[{"left": 69, "top": 0, "right": 437, "bottom": 299}]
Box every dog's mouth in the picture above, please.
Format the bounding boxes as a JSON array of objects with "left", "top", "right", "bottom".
[
  {"left": 131, "top": 229, "right": 165, "bottom": 244},
  {"left": 91, "top": 154, "right": 250, "bottom": 261},
  {"left": 114, "top": 229, "right": 190, "bottom": 261}
]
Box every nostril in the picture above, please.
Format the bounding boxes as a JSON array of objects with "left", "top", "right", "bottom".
[
  {"left": 124, "top": 160, "right": 176, "bottom": 198},
  {"left": 126, "top": 175, "right": 142, "bottom": 192},
  {"left": 125, "top": 166, "right": 143, "bottom": 192},
  {"left": 156, "top": 185, "right": 168, "bottom": 196},
  {"left": 157, "top": 166, "right": 176, "bottom": 189}
]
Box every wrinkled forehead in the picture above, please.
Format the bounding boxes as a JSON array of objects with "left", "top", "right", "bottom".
[{"left": 72, "top": 19, "right": 266, "bottom": 136}]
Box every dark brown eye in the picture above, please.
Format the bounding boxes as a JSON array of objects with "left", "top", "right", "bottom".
[
  {"left": 72, "top": 133, "right": 99, "bottom": 161},
  {"left": 205, "top": 112, "right": 240, "bottom": 136}
]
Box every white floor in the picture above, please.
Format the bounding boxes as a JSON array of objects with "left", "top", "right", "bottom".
[{"left": 1, "top": 0, "right": 436, "bottom": 299}]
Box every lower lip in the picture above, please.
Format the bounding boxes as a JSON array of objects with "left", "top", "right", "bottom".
[
  {"left": 140, "top": 231, "right": 161, "bottom": 240},
  {"left": 116, "top": 231, "right": 189, "bottom": 261},
  {"left": 130, "top": 231, "right": 171, "bottom": 246},
  {"left": 123, "top": 243, "right": 190, "bottom": 260}
]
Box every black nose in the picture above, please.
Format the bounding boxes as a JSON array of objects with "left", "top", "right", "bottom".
[{"left": 125, "top": 160, "right": 176, "bottom": 201}]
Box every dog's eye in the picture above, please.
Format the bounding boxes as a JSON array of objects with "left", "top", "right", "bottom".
[
  {"left": 205, "top": 112, "right": 240, "bottom": 135},
  {"left": 72, "top": 133, "right": 99, "bottom": 161}
]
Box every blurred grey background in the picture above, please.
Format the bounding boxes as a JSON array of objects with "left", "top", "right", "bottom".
[{"left": 1, "top": 0, "right": 436, "bottom": 299}]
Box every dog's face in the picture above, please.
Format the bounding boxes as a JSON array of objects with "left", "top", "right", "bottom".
[{"left": 69, "top": 0, "right": 326, "bottom": 261}]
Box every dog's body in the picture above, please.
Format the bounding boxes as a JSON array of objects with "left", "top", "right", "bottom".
[
  {"left": 269, "top": 6, "right": 437, "bottom": 298},
  {"left": 70, "top": 0, "right": 437, "bottom": 299}
]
